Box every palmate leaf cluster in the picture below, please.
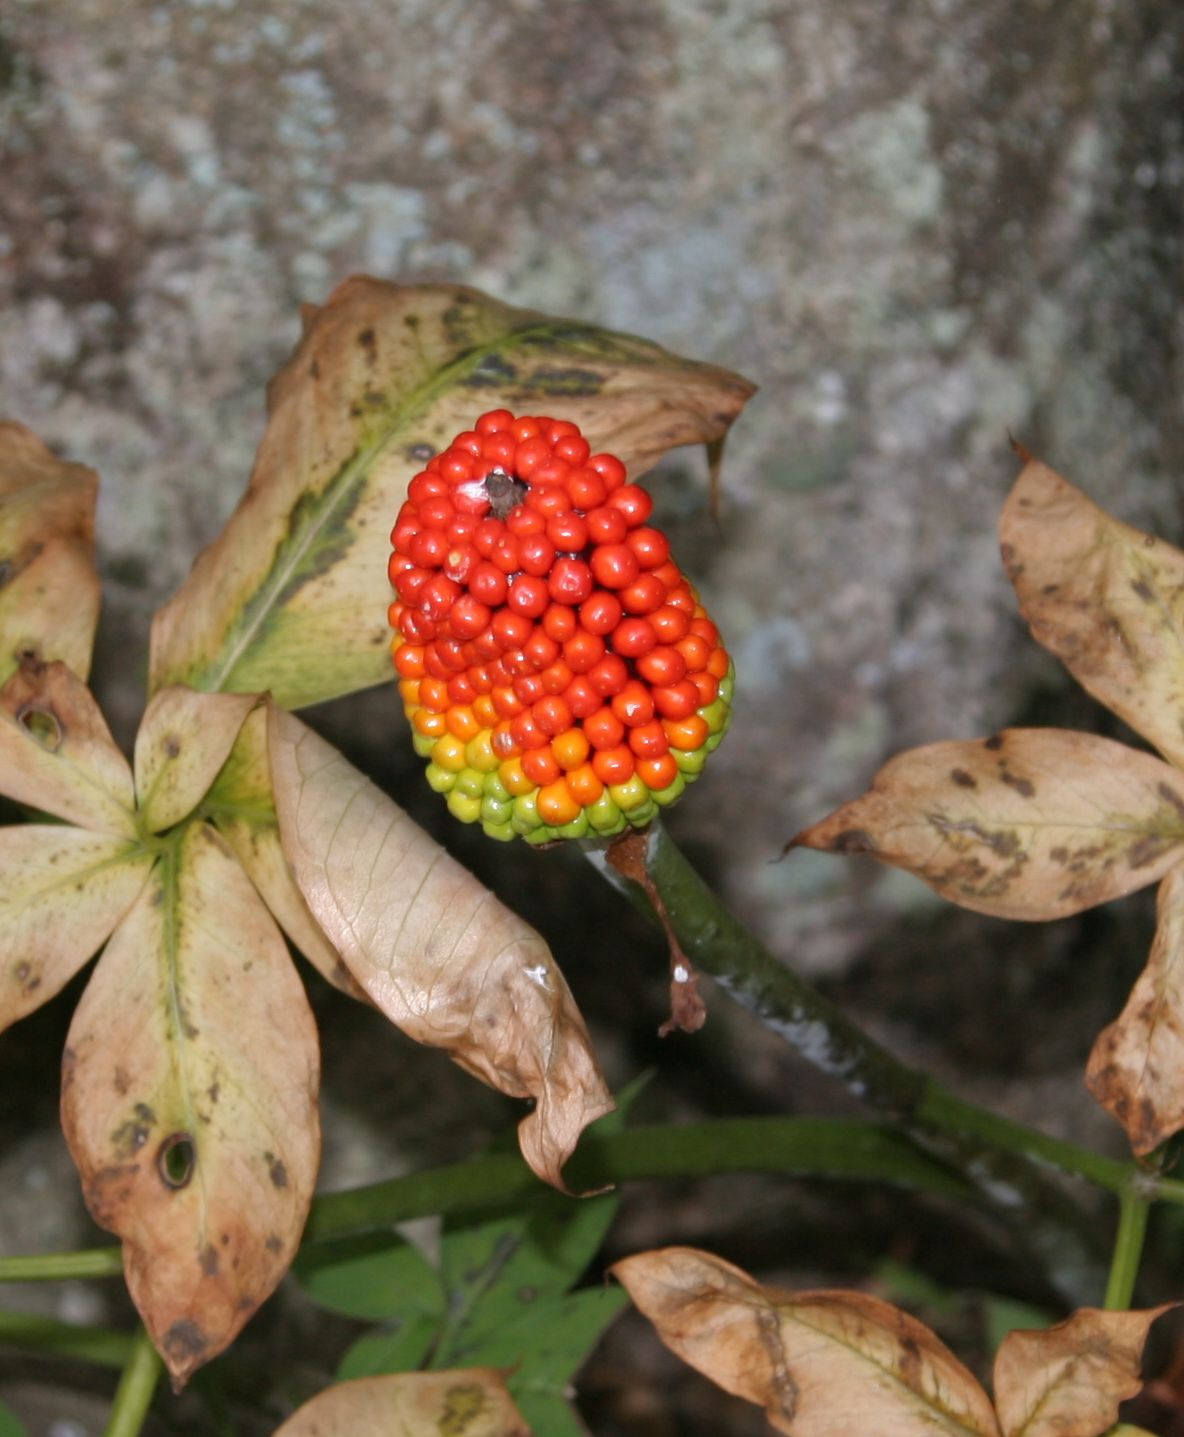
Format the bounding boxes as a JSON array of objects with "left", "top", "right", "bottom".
[{"left": 0, "top": 276, "right": 752, "bottom": 1399}]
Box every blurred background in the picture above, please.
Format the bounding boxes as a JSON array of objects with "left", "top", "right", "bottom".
[{"left": 2, "top": 0, "right": 1184, "bottom": 1432}]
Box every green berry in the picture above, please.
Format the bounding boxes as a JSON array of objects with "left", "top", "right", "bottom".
[
  {"left": 412, "top": 732, "right": 436, "bottom": 759},
  {"left": 447, "top": 790, "right": 483, "bottom": 824},
  {"left": 586, "top": 793, "right": 623, "bottom": 831},
  {"left": 557, "top": 811, "right": 589, "bottom": 839},
  {"left": 454, "top": 767, "right": 485, "bottom": 799},
  {"left": 481, "top": 820, "right": 515, "bottom": 842},
  {"left": 651, "top": 773, "right": 686, "bottom": 807},
  {"left": 700, "top": 699, "right": 728, "bottom": 734},
  {"left": 609, "top": 776, "right": 649, "bottom": 812},
  {"left": 481, "top": 795, "right": 513, "bottom": 825},
  {"left": 512, "top": 791, "right": 543, "bottom": 829},
  {"left": 671, "top": 747, "right": 707, "bottom": 776},
  {"left": 482, "top": 771, "right": 511, "bottom": 801},
  {"left": 424, "top": 762, "right": 457, "bottom": 793}
]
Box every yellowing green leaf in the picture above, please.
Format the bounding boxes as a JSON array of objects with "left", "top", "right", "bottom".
[
  {"left": 993, "top": 1306, "right": 1172, "bottom": 1437},
  {"left": 267, "top": 703, "right": 612, "bottom": 1188},
  {"left": 0, "top": 826, "right": 151, "bottom": 1032},
  {"left": 133, "top": 687, "right": 259, "bottom": 834},
  {"left": 60, "top": 821, "right": 320, "bottom": 1390},
  {"left": 272, "top": 1369, "right": 532, "bottom": 1437},
  {"left": 0, "top": 422, "right": 101, "bottom": 686},
  {"left": 205, "top": 706, "right": 367, "bottom": 999},
  {"left": 0, "top": 659, "right": 136, "bottom": 838},
  {"left": 1000, "top": 459, "right": 1184, "bottom": 771},
  {"left": 792, "top": 729, "right": 1184, "bottom": 920},
  {"left": 1087, "top": 861, "right": 1184, "bottom": 1153},
  {"left": 612, "top": 1247, "right": 1000, "bottom": 1436},
  {"left": 148, "top": 278, "right": 755, "bottom": 711}
]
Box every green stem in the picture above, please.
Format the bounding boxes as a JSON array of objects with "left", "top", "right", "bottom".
[
  {"left": 587, "top": 823, "right": 1121, "bottom": 1295},
  {"left": 0, "top": 1247, "right": 124, "bottom": 1282},
  {"left": 304, "top": 1115, "right": 973, "bottom": 1242},
  {"left": 1104, "top": 1185, "right": 1151, "bottom": 1311},
  {"left": 103, "top": 1324, "right": 161, "bottom": 1437}
]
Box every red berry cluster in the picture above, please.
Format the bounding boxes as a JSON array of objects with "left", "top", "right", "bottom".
[{"left": 388, "top": 410, "right": 733, "bottom": 843}]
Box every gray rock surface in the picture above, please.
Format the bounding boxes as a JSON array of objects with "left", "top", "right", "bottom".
[{"left": 2, "top": 0, "right": 1184, "bottom": 1424}]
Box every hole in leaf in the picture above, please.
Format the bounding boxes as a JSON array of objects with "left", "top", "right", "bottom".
[
  {"left": 158, "top": 1133, "right": 195, "bottom": 1190},
  {"left": 18, "top": 706, "right": 61, "bottom": 751}
]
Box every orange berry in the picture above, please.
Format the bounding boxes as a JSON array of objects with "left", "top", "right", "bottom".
[
  {"left": 584, "top": 706, "right": 626, "bottom": 750},
  {"left": 398, "top": 678, "right": 421, "bottom": 705},
  {"left": 420, "top": 678, "right": 450, "bottom": 712},
  {"left": 472, "top": 694, "right": 498, "bottom": 727},
  {"left": 592, "top": 745, "right": 635, "bottom": 784},
  {"left": 446, "top": 705, "right": 482, "bottom": 741},
  {"left": 499, "top": 757, "right": 536, "bottom": 796},
  {"left": 706, "top": 645, "right": 730, "bottom": 678},
  {"left": 551, "top": 727, "right": 590, "bottom": 771},
  {"left": 637, "top": 754, "right": 679, "bottom": 790},
  {"left": 652, "top": 680, "right": 700, "bottom": 719},
  {"left": 663, "top": 714, "right": 709, "bottom": 751},
  {"left": 491, "top": 684, "right": 525, "bottom": 719},
  {"left": 491, "top": 721, "right": 521, "bottom": 759},
  {"left": 523, "top": 746, "right": 563, "bottom": 787},
  {"left": 538, "top": 779, "right": 582, "bottom": 826},
  {"left": 566, "top": 763, "right": 604, "bottom": 806},
  {"left": 534, "top": 695, "right": 573, "bottom": 735},
  {"left": 394, "top": 645, "right": 426, "bottom": 678},
  {"left": 611, "top": 680, "right": 655, "bottom": 728},
  {"left": 689, "top": 670, "right": 719, "bottom": 705},
  {"left": 413, "top": 709, "right": 448, "bottom": 737},
  {"left": 675, "top": 634, "right": 710, "bottom": 671},
  {"left": 689, "top": 617, "right": 719, "bottom": 646}
]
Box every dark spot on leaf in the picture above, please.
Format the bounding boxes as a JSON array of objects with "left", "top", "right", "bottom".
[
  {"left": 199, "top": 1244, "right": 219, "bottom": 1276},
  {"left": 362, "top": 390, "right": 385, "bottom": 407},
  {"left": 265, "top": 1234, "right": 283, "bottom": 1254},
  {"left": 1132, "top": 579, "right": 1155, "bottom": 602},
  {"left": 984, "top": 735, "right": 1004, "bottom": 751},
  {"left": 440, "top": 1384, "right": 488, "bottom": 1436},
  {"left": 1129, "top": 834, "right": 1176, "bottom": 869},
  {"left": 162, "top": 1319, "right": 207, "bottom": 1363},
  {"left": 950, "top": 769, "right": 977, "bottom": 788},
  {"left": 113, "top": 1067, "right": 130, "bottom": 1095},
  {"left": 517, "top": 1286, "right": 538, "bottom": 1302},
  {"left": 110, "top": 1114, "right": 153, "bottom": 1158},
  {"left": 264, "top": 1152, "right": 288, "bottom": 1189},
  {"left": 14, "top": 961, "right": 30, "bottom": 982},
  {"left": 1050, "top": 847, "right": 1069, "bottom": 863},
  {"left": 151, "top": 888, "right": 164, "bottom": 906},
  {"left": 158, "top": 1133, "right": 195, "bottom": 1190},
  {"left": 358, "top": 327, "right": 376, "bottom": 357},
  {"left": 829, "top": 829, "right": 874, "bottom": 855},
  {"left": 408, "top": 443, "right": 436, "bottom": 462},
  {"left": 134, "top": 1102, "right": 155, "bottom": 1124},
  {"left": 1159, "top": 782, "right": 1184, "bottom": 820},
  {"left": 1042, "top": 583, "right": 1059, "bottom": 595},
  {"left": 207, "top": 1082, "right": 219, "bottom": 1105},
  {"left": 309, "top": 358, "right": 320, "bottom": 380},
  {"left": 1145, "top": 535, "right": 1157, "bottom": 549},
  {"left": 0, "top": 562, "right": 11, "bottom": 590},
  {"left": 164, "top": 735, "right": 181, "bottom": 759},
  {"left": 999, "top": 543, "right": 1015, "bottom": 564},
  {"left": 1000, "top": 770, "right": 1035, "bottom": 798},
  {"left": 461, "top": 352, "right": 519, "bottom": 389},
  {"left": 527, "top": 365, "right": 606, "bottom": 398},
  {"left": 404, "top": 313, "right": 420, "bottom": 330}
]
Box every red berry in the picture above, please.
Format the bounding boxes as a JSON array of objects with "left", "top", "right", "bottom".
[
  {"left": 491, "top": 534, "right": 522, "bottom": 575},
  {"left": 470, "top": 561, "right": 509, "bottom": 606},
  {"left": 548, "top": 557, "right": 594, "bottom": 605},
  {"left": 650, "top": 604, "right": 691, "bottom": 643},
  {"left": 580, "top": 591, "right": 623, "bottom": 635},
  {"left": 543, "top": 604, "right": 578, "bottom": 643},
  {"left": 534, "top": 696, "right": 573, "bottom": 736},
  {"left": 568, "top": 469, "right": 607, "bottom": 510},
  {"left": 513, "top": 673, "right": 545, "bottom": 705},
  {"left": 395, "top": 566, "right": 432, "bottom": 603},
  {"left": 520, "top": 533, "right": 558, "bottom": 577},
  {"left": 611, "top": 617, "right": 657, "bottom": 658},
  {"left": 619, "top": 574, "right": 666, "bottom": 615},
  {"left": 450, "top": 594, "right": 492, "bottom": 640},
  {"left": 587, "top": 653, "right": 629, "bottom": 696},
  {"left": 628, "top": 720, "right": 669, "bottom": 759},
  {"left": 584, "top": 706, "right": 626, "bottom": 750},
  {"left": 506, "top": 505, "right": 546, "bottom": 537},
  {"left": 611, "top": 680, "right": 655, "bottom": 727},
  {"left": 563, "top": 676, "right": 601, "bottom": 719},
  {"left": 547, "top": 510, "right": 589, "bottom": 550},
  {"left": 590, "top": 544, "right": 639, "bottom": 591},
  {"left": 524, "top": 629, "right": 560, "bottom": 670},
  {"left": 586, "top": 506, "right": 628, "bottom": 545},
  {"left": 476, "top": 409, "right": 514, "bottom": 433},
  {"left": 592, "top": 745, "right": 634, "bottom": 783},
  {"left": 608, "top": 485, "right": 652, "bottom": 527},
  {"left": 652, "top": 679, "right": 700, "bottom": 719},
  {"left": 626, "top": 527, "right": 670, "bottom": 570},
  {"left": 492, "top": 609, "right": 532, "bottom": 649},
  {"left": 588, "top": 454, "right": 627, "bottom": 489},
  {"left": 420, "top": 574, "right": 462, "bottom": 621},
  {"left": 541, "top": 660, "right": 575, "bottom": 695},
  {"left": 563, "top": 630, "right": 605, "bottom": 673},
  {"left": 637, "top": 646, "right": 687, "bottom": 686},
  {"left": 474, "top": 518, "right": 504, "bottom": 555},
  {"left": 508, "top": 574, "right": 550, "bottom": 618}
]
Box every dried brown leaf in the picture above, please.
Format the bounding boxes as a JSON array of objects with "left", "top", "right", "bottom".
[
  {"left": 134, "top": 687, "right": 259, "bottom": 834},
  {"left": 613, "top": 1247, "right": 1000, "bottom": 1436},
  {"left": 792, "top": 729, "right": 1184, "bottom": 920},
  {"left": 0, "top": 826, "right": 151, "bottom": 1031},
  {"left": 204, "top": 707, "right": 366, "bottom": 1000},
  {"left": 271, "top": 1369, "right": 532, "bottom": 1437},
  {"left": 267, "top": 702, "right": 612, "bottom": 1188},
  {"left": 0, "top": 658, "right": 136, "bottom": 837},
  {"left": 0, "top": 422, "right": 100, "bottom": 684},
  {"left": 149, "top": 278, "right": 755, "bottom": 711},
  {"left": 993, "top": 1306, "right": 1173, "bottom": 1437},
  {"left": 1087, "top": 862, "right": 1184, "bottom": 1152},
  {"left": 1000, "top": 459, "right": 1184, "bottom": 771},
  {"left": 61, "top": 821, "right": 320, "bottom": 1389}
]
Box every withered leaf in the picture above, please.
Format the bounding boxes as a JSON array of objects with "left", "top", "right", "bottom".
[
  {"left": 0, "top": 422, "right": 101, "bottom": 685},
  {"left": 149, "top": 277, "right": 755, "bottom": 711},
  {"left": 271, "top": 1369, "right": 532, "bottom": 1437},
  {"left": 206, "top": 708, "right": 366, "bottom": 1000},
  {"left": 0, "top": 658, "right": 136, "bottom": 838},
  {"left": 793, "top": 728, "right": 1184, "bottom": 920},
  {"left": 61, "top": 821, "right": 320, "bottom": 1389},
  {"left": 1000, "top": 458, "right": 1184, "bottom": 772},
  {"left": 1087, "top": 861, "right": 1184, "bottom": 1153},
  {"left": 267, "top": 703, "right": 612, "bottom": 1188},
  {"left": 613, "top": 1247, "right": 1001, "bottom": 1436},
  {"left": 134, "top": 687, "right": 259, "bottom": 835},
  {"left": 993, "top": 1306, "right": 1172, "bottom": 1437},
  {"left": 0, "top": 826, "right": 151, "bottom": 1032}
]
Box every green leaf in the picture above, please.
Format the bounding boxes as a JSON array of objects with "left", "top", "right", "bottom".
[
  {"left": 982, "top": 1294, "right": 1054, "bottom": 1355},
  {"left": 293, "top": 1229, "right": 446, "bottom": 1323},
  {"left": 148, "top": 280, "right": 754, "bottom": 711},
  {"left": 510, "top": 1394, "right": 589, "bottom": 1437},
  {"left": 336, "top": 1314, "right": 441, "bottom": 1381},
  {"left": 496, "top": 1286, "right": 629, "bottom": 1394}
]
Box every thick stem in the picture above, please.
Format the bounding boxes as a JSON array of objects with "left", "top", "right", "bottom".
[
  {"left": 586, "top": 822, "right": 1117, "bottom": 1297},
  {"left": 1104, "top": 1186, "right": 1151, "bottom": 1311},
  {"left": 103, "top": 1325, "right": 161, "bottom": 1437}
]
